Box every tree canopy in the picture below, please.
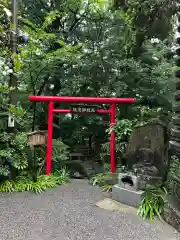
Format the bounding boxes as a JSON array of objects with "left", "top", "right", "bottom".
[{"left": 0, "top": 0, "right": 177, "bottom": 180}]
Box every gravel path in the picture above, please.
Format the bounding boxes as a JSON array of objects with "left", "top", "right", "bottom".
[{"left": 0, "top": 179, "right": 179, "bottom": 240}]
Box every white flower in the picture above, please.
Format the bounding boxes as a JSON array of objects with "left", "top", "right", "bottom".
[
  {"left": 35, "top": 50, "right": 42, "bottom": 56},
  {"left": 48, "top": 84, "right": 54, "bottom": 90},
  {"left": 171, "top": 46, "right": 177, "bottom": 52},
  {"left": 0, "top": 60, "right": 4, "bottom": 66},
  {"left": 7, "top": 69, "right": 13, "bottom": 74},
  {"left": 151, "top": 38, "right": 160, "bottom": 44},
  {"left": 152, "top": 56, "right": 159, "bottom": 61},
  {"left": 83, "top": 48, "right": 90, "bottom": 53},
  {"left": 3, "top": 8, "right": 12, "bottom": 17},
  {"left": 65, "top": 113, "right": 72, "bottom": 119},
  {"left": 4, "top": 66, "right": 9, "bottom": 71},
  {"left": 2, "top": 71, "right": 7, "bottom": 76},
  {"left": 79, "top": 9, "right": 85, "bottom": 15}
]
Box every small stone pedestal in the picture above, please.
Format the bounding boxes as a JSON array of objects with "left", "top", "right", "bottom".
[{"left": 112, "top": 173, "right": 144, "bottom": 208}]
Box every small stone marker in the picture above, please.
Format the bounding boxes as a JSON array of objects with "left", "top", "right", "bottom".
[{"left": 126, "top": 122, "right": 168, "bottom": 179}]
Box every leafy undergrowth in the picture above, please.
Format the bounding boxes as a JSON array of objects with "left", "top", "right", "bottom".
[
  {"left": 137, "top": 184, "right": 167, "bottom": 222},
  {"left": 89, "top": 173, "right": 112, "bottom": 186},
  {"left": 89, "top": 166, "right": 127, "bottom": 192},
  {"left": 90, "top": 170, "right": 168, "bottom": 221},
  {"left": 89, "top": 172, "right": 118, "bottom": 193},
  {"left": 0, "top": 169, "right": 69, "bottom": 193}
]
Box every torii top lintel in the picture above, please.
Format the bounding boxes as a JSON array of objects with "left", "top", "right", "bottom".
[{"left": 28, "top": 96, "right": 135, "bottom": 104}]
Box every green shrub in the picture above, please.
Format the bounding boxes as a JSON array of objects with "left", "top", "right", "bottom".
[
  {"left": 101, "top": 119, "right": 134, "bottom": 163},
  {"left": 90, "top": 173, "right": 111, "bottom": 186},
  {"left": 0, "top": 132, "right": 30, "bottom": 177},
  {"left": 0, "top": 136, "right": 69, "bottom": 181},
  {"left": 0, "top": 180, "right": 14, "bottom": 192},
  {"left": 0, "top": 169, "right": 69, "bottom": 193},
  {"left": 89, "top": 165, "right": 127, "bottom": 187},
  {"left": 89, "top": 172, "right": 118, "bottom": 186},
  {"left": 137, "top": 184, "right": 167, "bottom": 222},
  {"left": 52, "top": 139, "right": 70, "bottom": 170}
]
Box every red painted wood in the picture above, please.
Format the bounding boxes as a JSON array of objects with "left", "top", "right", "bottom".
[
  {"left": 110, "top": 104, "right": 116, "bottom": 173},
  {"left": 46, "top": 101, "right": 54, "bottom": 176},
  {"left": 29, "top": 96, "right": 135, "bottom": 104}
]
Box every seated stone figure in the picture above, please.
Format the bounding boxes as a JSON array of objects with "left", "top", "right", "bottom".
[{"left": 132, "top": 136, "right": 159, "bottom": 177}]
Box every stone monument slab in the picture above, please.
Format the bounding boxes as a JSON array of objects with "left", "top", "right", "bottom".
[{"left": 124, "top": 122, "right": 168, "bottom": 181}]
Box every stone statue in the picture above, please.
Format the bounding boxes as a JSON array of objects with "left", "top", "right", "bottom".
[{"left": 132, "top": 136, "right": 159, "bottom": 176}]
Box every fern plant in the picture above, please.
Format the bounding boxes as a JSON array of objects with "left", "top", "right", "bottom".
[
  {"left": 101, "top": 119, "right": 134, "bottom": 163},
  {"left": 89, "top": 173, "right": 112, "bottom": 186},
  {"left": 52, "top": 139, "right": 70, "bottom": 171},
  {"left": 0, "top": 169, "right": 69, "bottom": 193},
  {"left": 0, "top": 132, "right": 30, "bottom": 179}
]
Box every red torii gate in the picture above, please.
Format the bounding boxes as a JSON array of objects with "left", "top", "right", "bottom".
[{"left": 29, "top": 96, "right": 135, "bottom": 175}]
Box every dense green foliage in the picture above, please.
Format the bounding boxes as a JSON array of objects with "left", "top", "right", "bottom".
[
  {"left": 19, "top": 0, "right": 175, "bottom": 148},
  {"left": 0, "top": 0, "right": 177, "bottom": 197}
]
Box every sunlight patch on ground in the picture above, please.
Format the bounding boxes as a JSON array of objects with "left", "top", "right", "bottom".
[{"left": 95, "top": 198, "right": 137, "bottom": 214}]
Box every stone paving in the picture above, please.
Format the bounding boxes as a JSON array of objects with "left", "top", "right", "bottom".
[{"left": 0, "top": 179, "right": 179, "bottom": 240}]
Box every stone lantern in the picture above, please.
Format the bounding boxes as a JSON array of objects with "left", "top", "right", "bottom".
[
  {"left": 27, "top": 130, "right": 47, "bottom": 182},
  {"left": 27, "top": 130, "right": 47, "bottom": 148}
]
